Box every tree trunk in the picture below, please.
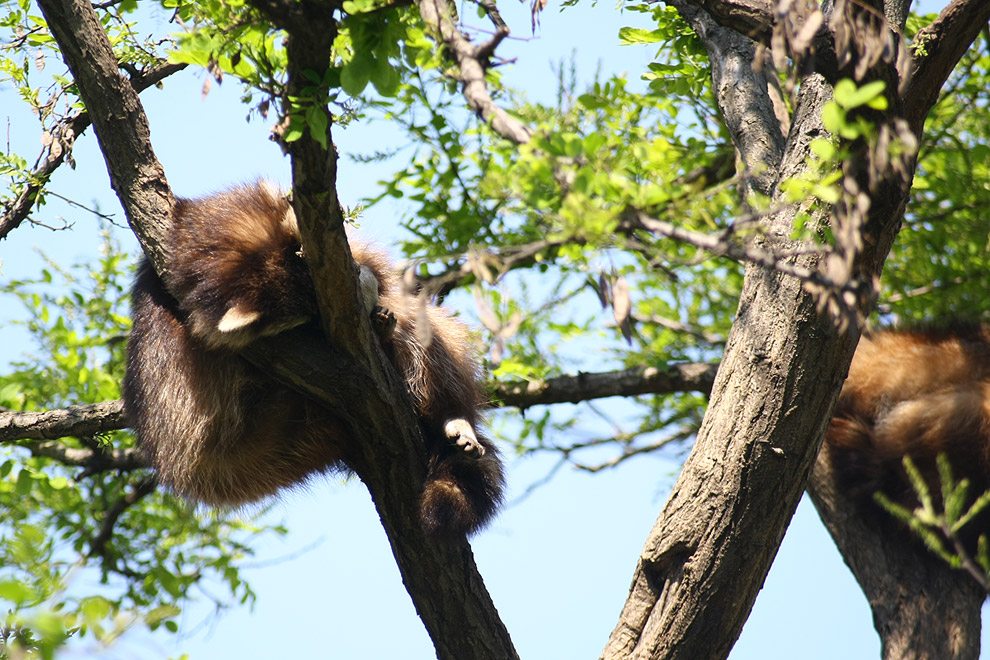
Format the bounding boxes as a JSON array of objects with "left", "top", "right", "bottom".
[
  {"left": 601, "top": 0, "right": 924, "bottom": 654},
  {"left": 807, "top": 444, "right": 984, "bottom": 660},
  {"left": 36, "top": 1, "right": 519, "bottom": 659}
]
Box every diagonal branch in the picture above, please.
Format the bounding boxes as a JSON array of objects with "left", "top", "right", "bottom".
[
  {"left": 415, "top": 0, "right": 532, "bottom": 144},
  {"left": 89, "top": 475, "right": 158, "bottom": 578},
  {"left": 624, "top": 210, "right": 873, "bottom": 306},
  {"left": 903, "top": 0, "right": 990, "bottom": 133}
]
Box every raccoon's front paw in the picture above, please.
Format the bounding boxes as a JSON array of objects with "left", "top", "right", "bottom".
[
  {"left": 372, "top": 305, "right": 396, "bottom": 339},
  {"left": 444, "top": 419, "right": 485, "bottom": 456}
]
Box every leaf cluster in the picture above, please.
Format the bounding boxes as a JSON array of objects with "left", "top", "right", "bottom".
[
  {"left": 0, "top": 230, "right": 283, "bottom": 657},
  {"left": 359, "top": 14, "right": 740, "bottom": 469},
  {"left": 881, "top": 42, "right": 990, "bottom": 321},
  {"left": 875, "top": 455, "right": 990, "bottom": 590}
]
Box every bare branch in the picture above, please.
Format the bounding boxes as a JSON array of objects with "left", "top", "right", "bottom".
[
  {"left": 0, "top": 112, "right": 89, "bottom": 240},
  {"left": 21, "top": 440, "right": 146, "bottom": 473},
  {"left": 419, "top": 237, "right": 567, "bottom": 298},
  {"left": 625, "top": 210, "right": 874, "bottom": 309},
  {"left": 0, "top": 360, "right": 720, "bottom": 452},
  {"left": 575, "top": 430, "right": 695, "bottom": 473},
  {"left": 495, "top": 363, "right": 717, "bottom": 410},
  {"left": 632, "top": 314, "right": 726, "bottom": 345},
  {"left": 416, "top": 0, "right": 532, "bottom": 144},
  {"left": 0, "top": 400, "right": 127, "bottom": 442},
  {"left": 476, "top": 0, "right": 508, "bottom": 32}
]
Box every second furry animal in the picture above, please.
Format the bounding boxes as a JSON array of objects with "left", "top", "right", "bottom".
[
  {"left": 826, "top": 323, "right": 990, "bottom": 542},
  {"left": 122, "top": 182, "right": 504, "bottom": 536}
]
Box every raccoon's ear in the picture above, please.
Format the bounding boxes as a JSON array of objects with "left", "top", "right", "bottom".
[
  {"left": 357, "top": 265, "right": 380, "bottom": 312},
  {"left": 217, "top": 304, "right": 262, "bottom": 333}
]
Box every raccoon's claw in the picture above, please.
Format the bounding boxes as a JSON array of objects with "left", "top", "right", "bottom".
[
  {"left": 444, "top": 418, "right": 485, "bottom": 456},
  {"left": 372, "top": 305, "right": 397, "bottom": 339}
]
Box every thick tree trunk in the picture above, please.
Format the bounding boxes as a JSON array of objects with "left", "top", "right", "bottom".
[
  {"left": 601, "top": 73, "right": 882, "bottom": 660},
  {"left": 602, "top": 0, "right": 920, "bottom": 654},
  {"left": 37, "top": 2, "right": 519, "bottom": 659},
  {"left": 807, "top": 445, "right": 984, "bottom": 660}
]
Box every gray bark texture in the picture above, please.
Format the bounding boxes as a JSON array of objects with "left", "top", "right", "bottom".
[
  {"left": 808, "top": 445, "right": 984, "bottom": 660},
  {"left": 35, "top": 1, "right": 518, "bottom": 659},
  {"left": 602, "top": 0, "right": 990, "bottom": 659}
]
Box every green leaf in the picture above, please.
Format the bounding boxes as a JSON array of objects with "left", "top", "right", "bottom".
[
  {"left": 618, "top": 27, "right": 662, "bottom": 45},
  {"left": 80, "top": 596, "right": 112, "bottom": 621},
  {"left": 821, "top": 102, "right": 846, "bottom": 135},
  {"left": 0, "top": 579, "right": 36, "bottom": 605},
  {"left": 282, "top": 115, "right": 305, "bottom": 142},
  {"left": 305, "top": 105, "right": 329, "bottom": 149},
  {"left": 340, "top": 56, "right": 372, "bottom": 96},
  {"left": 809, "top": 137, "right": 836, "bottom": 161},
  {"left": 16, "top": 468, "right": 33, "bottom": 495},
  {"left": 833, "top": 78, "right": 886, "bottom": 110},
  {"left": 370, "top": 58, "right": 400, "bottom": 97},
  {"left": 145, "top": 604, "right": 181, "bottom": 627}
]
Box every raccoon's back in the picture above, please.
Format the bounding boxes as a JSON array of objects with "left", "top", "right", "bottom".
[
  {"left": 167, "top": 182, "right": 318, "bottom": 350},
  {"left": 123, "top": 260, "right": 344, "bottom": 506}
]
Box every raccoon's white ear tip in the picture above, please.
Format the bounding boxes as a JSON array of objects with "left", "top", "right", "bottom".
[{"left": 218, "top": 305, "right": 262, "bottom": 333}]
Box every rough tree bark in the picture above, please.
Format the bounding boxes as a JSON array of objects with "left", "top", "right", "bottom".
[
  {"left": 15, "top": 0, "right": 990, "bottom": 658},
  {"left": 602, "top": 0, "right": 990, "bottom": 659},
  {"left": 602, "top": 72, "right": 867, "bottom": 660},
  {"left": 33, "top": 1, "right": 517, "bottom": 659},
  {"left": 808, "top": 444, "right": 985, "bottom": 660}
]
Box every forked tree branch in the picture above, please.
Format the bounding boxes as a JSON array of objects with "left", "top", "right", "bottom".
[{"left": 415, "top": 0, "right": 532, "bottom": 144}]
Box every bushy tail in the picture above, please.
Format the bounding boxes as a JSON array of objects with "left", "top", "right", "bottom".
[{"left": 420, "top": 443, "right": 505, "bottom": 536}]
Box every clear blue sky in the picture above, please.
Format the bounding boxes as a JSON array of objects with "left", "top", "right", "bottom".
[{"left": 0, "top": 1, "right": 979, "bottom": 658}]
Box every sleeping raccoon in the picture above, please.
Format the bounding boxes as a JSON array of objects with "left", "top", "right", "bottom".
[
  {"left": 826, "top": 323, "right": 990, "bottom": 538},
  {"left": 122, "top": 182, "right": 504, "bottom": 535}
]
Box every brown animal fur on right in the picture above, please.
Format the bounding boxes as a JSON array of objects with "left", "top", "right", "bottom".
[
  {"left": 826, "top": 323, "right": 990, "bottom": 539},
  {"left": 123, "top": 182, "right": 504, "bottom": 536}
]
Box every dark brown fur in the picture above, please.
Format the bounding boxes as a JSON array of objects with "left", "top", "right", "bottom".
[
  {"left": 826, "top": 324, "right": 990, "bottom": 537},
  {"left": 123, "top": 182, "right": 504, "bottom": 535}
]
